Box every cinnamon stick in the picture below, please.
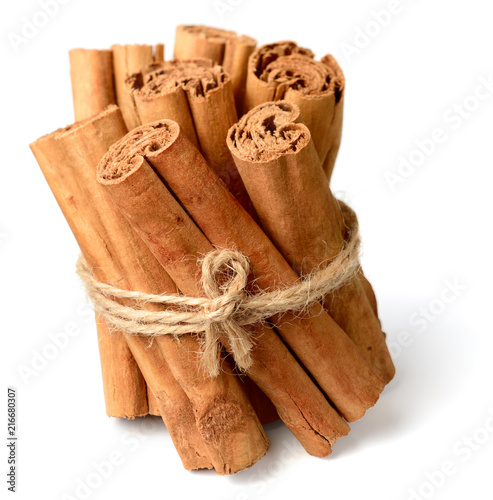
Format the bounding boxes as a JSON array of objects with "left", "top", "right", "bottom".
[
  {"left": 97, "top": 124, "right": 351, "bottom": 456},
  {"left": 227, "top": 102, "right": 395, "bottom": 382},
  {"left": 94, "top": 313, "right": 148, "bottom": 418},
  {"left": 174, "top": 25, "right": 256, "bottom": 112},
  {"left": 97, "top": 120, "right": 384, "bottom": 425},
  {"left": 244, "top": 42, "right": 345, "bottom": 178},
  {"left": 69, "top": 49, "right": 116, "bottom": 121},
  {"left": 31, "top": 106, "right": 268, "bottom": 473},
  {"left": 127, "top": 59, "right": 254, "bottom": 214},
  {"left": 31, "top": 119, "right": 148, "bottom": 420},
  {"left": 111, "top": 44, "right": 164, "bottom": 130}
]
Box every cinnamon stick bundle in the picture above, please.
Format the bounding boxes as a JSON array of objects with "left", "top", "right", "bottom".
[
  {"left": 69, "top": 49, "right": 116, "bottom": 121},
  {"left": 97, "top": 119, "right": 385, "bottom": 424},
  {"left": 111, "top": 44, "right": 164, "bottom": 130},
  {"left": 127, "top": 59, "right": 254, "bottom": 214},
  {"left": 97, "top": 121, "right": 352, "bottom": 456},
  {"left": 174, "top": 25, "right": 257, "bottom": 112},
  {"left": 31, "top": 107, "right": 268, "bottom": 474},
  {"left": 244, "top": 41, "right": 345, "bottom": 179},
  {"left": 227, "top": 102, "right": 395, "bottom": 381}
]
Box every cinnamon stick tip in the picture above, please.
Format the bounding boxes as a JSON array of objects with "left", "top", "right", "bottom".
[
  {"left": 97, "top": 119, "right": 181, "bottom": 184},
  {"left": 227, "top": 100, "right": 311, "bottom": 162},
  {"left": 30, "top": 105, "right": 123, "bottom": 151}
]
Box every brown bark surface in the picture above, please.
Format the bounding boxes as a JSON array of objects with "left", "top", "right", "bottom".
[
  {"left": 227, "top": 101, "right": 395, "bottom": 382},
  {"left": 31, "top": 107, "right": 268, "bottom": 473}
]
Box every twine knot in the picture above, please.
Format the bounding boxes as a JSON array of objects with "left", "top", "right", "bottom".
[{"left": 200, "top": 250, "right": 254, "bottom": 377}]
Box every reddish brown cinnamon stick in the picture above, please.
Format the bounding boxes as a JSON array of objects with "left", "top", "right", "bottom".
[{"left": 227, "top": 101, "right": 395, "bottom": 381}]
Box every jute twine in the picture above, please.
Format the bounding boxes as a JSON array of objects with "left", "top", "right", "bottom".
[{"left": 77, "top": 201, "right": 361, "bottom": 377}]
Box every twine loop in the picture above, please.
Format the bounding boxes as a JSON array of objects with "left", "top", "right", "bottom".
[
  {"left": 77, "top": 200, "right": 361, "bottom": 377},
  {"left": 199, "top": 249, "right": 254, "bottom": 376}
]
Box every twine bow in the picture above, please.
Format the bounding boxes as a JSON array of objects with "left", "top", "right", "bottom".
[
  {"left": 199, "top": 250, "right": 254, "bottom": 376},
  {"left": 77, "top": 200, "right": 361, "bottom": 377}
]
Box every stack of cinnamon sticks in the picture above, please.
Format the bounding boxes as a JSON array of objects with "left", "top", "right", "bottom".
[{"left": 30, "top": 25, "right": 395, "bottom": 475}]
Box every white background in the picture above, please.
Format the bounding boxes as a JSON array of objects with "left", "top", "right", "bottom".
[{"left": 2, "top": 0, "right": 493, "bottom": 499}]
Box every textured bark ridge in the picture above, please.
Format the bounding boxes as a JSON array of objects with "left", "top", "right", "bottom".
[
  {"left": 31, "top": 107, "right": 269, "bottom": 474},
  {"left": 228, "top": 101, "right": 395, "bottom": 382},
  {"left": 174, "top": 25, "right": 256, "bottom": 112},
  {"left": 244, "top": 41, "right": 345, "bottom": 178}
]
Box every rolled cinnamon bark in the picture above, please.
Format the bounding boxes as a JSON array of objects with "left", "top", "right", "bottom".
[
  {"left": 69, "top": 49, "right": 116, "bottom": 121},
  {"left": 97, "top": 120, "right": 384, "bottom": 425},
  {"left": 31, "top": 107, "right": 268, "bottom": 473},
  {"left": 228, "top": 102, "right": 395, "bottom": 382},
  {"left": 111, "top": 44, "right": 164, "bottom": 130},
  {"left": 98, "top": 126, "right": 351, "bottom": 456},
  {"left": 174, "top": 25, "right": 256, "bottom": 112},
  {"left": 127, "top": 59, "right": 255, "bottom": 215},
  {"left": 244, "top": 42, "right": 345, "bottom": 178}
]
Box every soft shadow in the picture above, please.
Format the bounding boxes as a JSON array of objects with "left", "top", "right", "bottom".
[{"left": 335, "top": 293, "right": 473, "bottom": 458}]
